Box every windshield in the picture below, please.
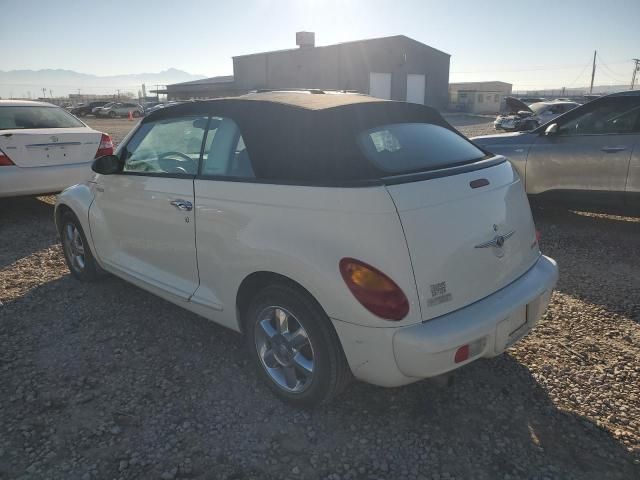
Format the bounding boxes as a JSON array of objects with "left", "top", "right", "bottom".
[
  {"left": 357, "top": 123, "right": 487, "bottom": 174},
  {"left": 0, "top": 106, "right": 85, "bottom": 130},
  {"left": 529, "top": 103, "right": 549, "bottom": 114}
]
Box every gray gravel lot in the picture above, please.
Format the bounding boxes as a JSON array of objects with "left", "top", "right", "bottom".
[{"left": 0, "top": 115, "right": 638, "bottom": 480}]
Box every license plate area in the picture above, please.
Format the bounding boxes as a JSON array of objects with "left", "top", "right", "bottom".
[{"left": 495, "top": 305, "right": 528, "bottom": 352}]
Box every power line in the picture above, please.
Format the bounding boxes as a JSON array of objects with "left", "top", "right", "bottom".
[
  {"left": 566, "top": 57, "right": 594, "bottom": 87},
  {"left": 451, "top": 58, "right": 631, "bottom": 75},
  {"left": 596, "top": 52, "right": 629, "bottom": 83}
]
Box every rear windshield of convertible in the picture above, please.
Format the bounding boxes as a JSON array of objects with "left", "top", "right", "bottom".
[{"left": 357, "top": 123, "right": 487, "bottom": 174}]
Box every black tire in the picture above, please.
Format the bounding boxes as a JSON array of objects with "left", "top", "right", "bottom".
[
  {"left": 245, "top": 283, "right": 351, "bottom": 406},
  {"left": 108, "top": 111, "right": 117, "bottom": 118},
  {"left": 59, "top": 211, "right": 101, "bottom": 282}
]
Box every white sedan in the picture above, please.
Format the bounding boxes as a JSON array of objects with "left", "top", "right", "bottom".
[
  {"left": 0, "top": 100, "right": 113, "bottom": 198},
  {"left": 55, "top": 92, "right": 558, "bottom": 405}
]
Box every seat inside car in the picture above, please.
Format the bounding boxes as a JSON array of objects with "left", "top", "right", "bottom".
[{"left": 229, "top": 148, "right": 254, "bottom": 178}]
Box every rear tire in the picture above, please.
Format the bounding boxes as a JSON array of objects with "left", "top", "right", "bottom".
[
  {"left": 60, "top": 211, "right": 101, "bottom": 282},
  {"left": 108, "top": 111, "right": 117, "bottom": 118},
  {"left": 245, "top": 283, "right": 351, "bottom": 406}
]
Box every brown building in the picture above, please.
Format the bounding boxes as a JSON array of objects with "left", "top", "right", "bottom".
[{"left": 163, "top": 33, "right": 451, "bottom": 109}]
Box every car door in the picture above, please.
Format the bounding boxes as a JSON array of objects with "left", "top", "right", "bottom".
[
  {"left": 89, "top": 115, "right": 208, "bottom": 300},
  {"left": 525, "top": 96, "right": 640, "bottom": 204},
  {"left": 191, "top": 116, "right": 257, "bottom": 329}
]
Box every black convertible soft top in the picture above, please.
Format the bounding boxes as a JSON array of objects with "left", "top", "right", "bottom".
[{"left": 144, "top": 92, "right": 472, "bottom": 184}]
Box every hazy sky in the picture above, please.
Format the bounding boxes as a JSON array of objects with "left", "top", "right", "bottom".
[{"left": 2, "top": 0, "right": 639, "bottom": 90}]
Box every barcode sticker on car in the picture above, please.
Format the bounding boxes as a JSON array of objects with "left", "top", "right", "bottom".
[{"left": 427, "top": 282, "right": 452, "bottom": 307}]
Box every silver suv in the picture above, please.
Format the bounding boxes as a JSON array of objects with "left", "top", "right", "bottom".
[
  {"left": 474, "top": 91, "right": 640, "bottom": 209},
  {"left": 96, "top": 102, "right": 143, "bottom": 118}
]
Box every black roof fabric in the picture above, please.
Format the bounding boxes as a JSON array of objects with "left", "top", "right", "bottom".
[{"left": 145, "top": 93, "right": 460, "bottom": 184}]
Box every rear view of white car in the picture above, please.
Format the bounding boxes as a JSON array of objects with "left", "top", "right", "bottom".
[
  {"left": 55, "top": 92, "right": 558, "bottom": 405},
  {"left": 0, "top": 100, "right": 113, "bottom": 198}
]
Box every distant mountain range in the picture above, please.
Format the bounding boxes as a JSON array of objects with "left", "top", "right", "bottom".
[{"left": 0, "top": 68, "right": 207, "bottom": 98}]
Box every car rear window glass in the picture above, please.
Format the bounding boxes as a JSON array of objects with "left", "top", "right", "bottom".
[
  {"left": 357, "top": 123, "right": 486, "bottom": 174},
  {"left": 0, "top": 106, "right": 85, "bottom": 130}
]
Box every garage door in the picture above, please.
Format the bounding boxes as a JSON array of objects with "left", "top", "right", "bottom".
[
  {"left": 406, "top": 74, "right": 426, "bottom": 104},
  {"left": 369, "top": 73, "right": 392, "bottom": 100}
]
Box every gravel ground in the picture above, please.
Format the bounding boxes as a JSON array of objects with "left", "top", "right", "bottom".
[{"left": 0, "top": 115, "right": 638, "bottom": 480}]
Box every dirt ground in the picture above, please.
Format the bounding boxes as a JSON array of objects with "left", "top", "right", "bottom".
[{"left": 1, "top": 115, "right": 639, "bottom": 480}]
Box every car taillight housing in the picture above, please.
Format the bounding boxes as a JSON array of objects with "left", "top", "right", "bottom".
[
  {"left": 94, "top": 133, "right": 114, "bottom": 158},
  {"left": 339, "top": 258, "right": 409, "bottom": 321},
  {"left": 0, "top": 149, "right": 15, "bottom": 166}
]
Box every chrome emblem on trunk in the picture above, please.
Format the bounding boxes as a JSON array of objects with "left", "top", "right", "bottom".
[{"left": 475, "top": 229, "right": 515, "bottom": 253}]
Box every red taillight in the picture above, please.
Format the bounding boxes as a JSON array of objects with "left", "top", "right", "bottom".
[
  {"left": 339, "top": 258, "right": 409, "bottom": 321},
  {"left": 0, "top": 149, "right": 15, "bottom": 166},
  {"left": 94, "top": 133, "right": 114, "bottom": 158},
  {"left": 454, "top": 345, "right": 470, "bottom": 363}
]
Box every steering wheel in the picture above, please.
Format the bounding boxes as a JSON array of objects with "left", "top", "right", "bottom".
[
  {"left": 158, "top": 151, "right": 194, "bottom": 174},
  {"left": 159, "top": 151, "right": 192, "bottom": 162}
]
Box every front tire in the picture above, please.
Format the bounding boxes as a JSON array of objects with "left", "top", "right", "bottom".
[
  {"left": 245, "top": 284, "right": 351, "bottom": 406},
  {"left": 60, "top": 211, "right": 100, "bottom": 282}
]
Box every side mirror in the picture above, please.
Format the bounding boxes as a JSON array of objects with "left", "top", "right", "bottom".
[
  {"left": 544, "top": 123, "right": 558, "bottom": 136},
  {"left": 92, "top": 155, "right": 121, "bottom": 175}
]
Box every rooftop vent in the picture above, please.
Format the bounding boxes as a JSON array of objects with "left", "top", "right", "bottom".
[{"left": 296, "top": 31, "right": 315, "bottom": 48}]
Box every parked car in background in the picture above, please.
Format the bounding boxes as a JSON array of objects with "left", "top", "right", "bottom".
[
  {"left": 0, "top": 100, "right": 113, "bottom": 198},
  {"left": 95, "top": 102, "right": 143, "bottom": 118},
  {"left": 92, "top": 102, "right": 114, "bottom": 115},
  {"left": 55, "top": 91, "right": 558, "bottom": 405},
  {"left": 517, "top": 97, "right": 545, "bottom": 105},
  {"left": 144, "top": 101, "right": 184, "bottom": 115},
  {"left": 70, "top": 101, "right": 110, "bottom": 117},
  {"left": 494, "top": 98, "right": 580, "bottom": 131},
  {"left": 474, "top": 90, "right": 640, "bottom": 208}
]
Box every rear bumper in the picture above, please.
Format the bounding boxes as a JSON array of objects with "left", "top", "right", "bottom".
[
  {"left": 0, "top": 162, "right": 94, "bottom": 198},
  {"left": 332, "top": 255, "right": 558, "bottom": 387}
]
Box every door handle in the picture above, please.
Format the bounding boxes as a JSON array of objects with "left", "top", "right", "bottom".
[
  {"left": 170, "top": 199, "right": 193, "bottom": 211},
  {"left": 601, "top": 146, "right": 626, "bottom": 153}
]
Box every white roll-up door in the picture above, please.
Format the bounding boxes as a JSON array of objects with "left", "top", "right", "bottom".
[
  {"left": 406, "top": 74, "right": 426, "bottom": 104},
  {"left": 369, "top": 72, "right": 392, "bottom": 100}
]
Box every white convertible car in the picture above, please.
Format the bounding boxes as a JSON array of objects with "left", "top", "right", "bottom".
[
  {"left": 55, "top": 92, "right": 558, "bottom": 405},
  {"left": 0, "top": 100, "right": 113, "bottom": 198}
]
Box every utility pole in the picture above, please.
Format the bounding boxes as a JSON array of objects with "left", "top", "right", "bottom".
[
  {"left": 631, "top": 59, "right": 640, "bottom": 90},
  {"left": 589, "top": 50, "right": 597, "bottom": 94}
]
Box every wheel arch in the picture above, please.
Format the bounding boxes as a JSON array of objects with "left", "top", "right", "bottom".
[
  {"left": 235, "top": 271, "right": 329, "bottom": 335},
  {"left": 54, "top": 203, "right": 75, "bottom": 234}
]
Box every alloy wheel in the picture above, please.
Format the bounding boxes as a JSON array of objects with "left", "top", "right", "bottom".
[
  {"left": 254, "top": 306, "right": 315, "bottom": 393},
  {"left": 63, "top": 223, "right": 86, "bottom": 273}
]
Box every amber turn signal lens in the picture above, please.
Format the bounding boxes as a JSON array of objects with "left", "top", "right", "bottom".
[{"left": 339, "top": 258, "right": 409, "bottom": 321}]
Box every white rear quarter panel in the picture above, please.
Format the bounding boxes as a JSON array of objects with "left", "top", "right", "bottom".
[{"left": 192, "top": 180, "right": 421, "bottom": 330}]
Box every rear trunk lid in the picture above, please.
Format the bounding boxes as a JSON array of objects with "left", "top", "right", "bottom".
[
  {"left": 385, "top": 159, "right": 540, "bottom": 321},
  {"left": 0, "top": 128, "right": 102, "bottom": 167}
]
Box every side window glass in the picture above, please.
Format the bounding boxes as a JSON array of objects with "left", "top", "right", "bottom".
[
  {"left": 558, "top": 100, "right": 640, "bottom": 136},
  {"left": 201, "top": 117, "right": 255, "bottom": 179},
  {"left": 122, "top": 116, "right": 207, "bottom": 175}
]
